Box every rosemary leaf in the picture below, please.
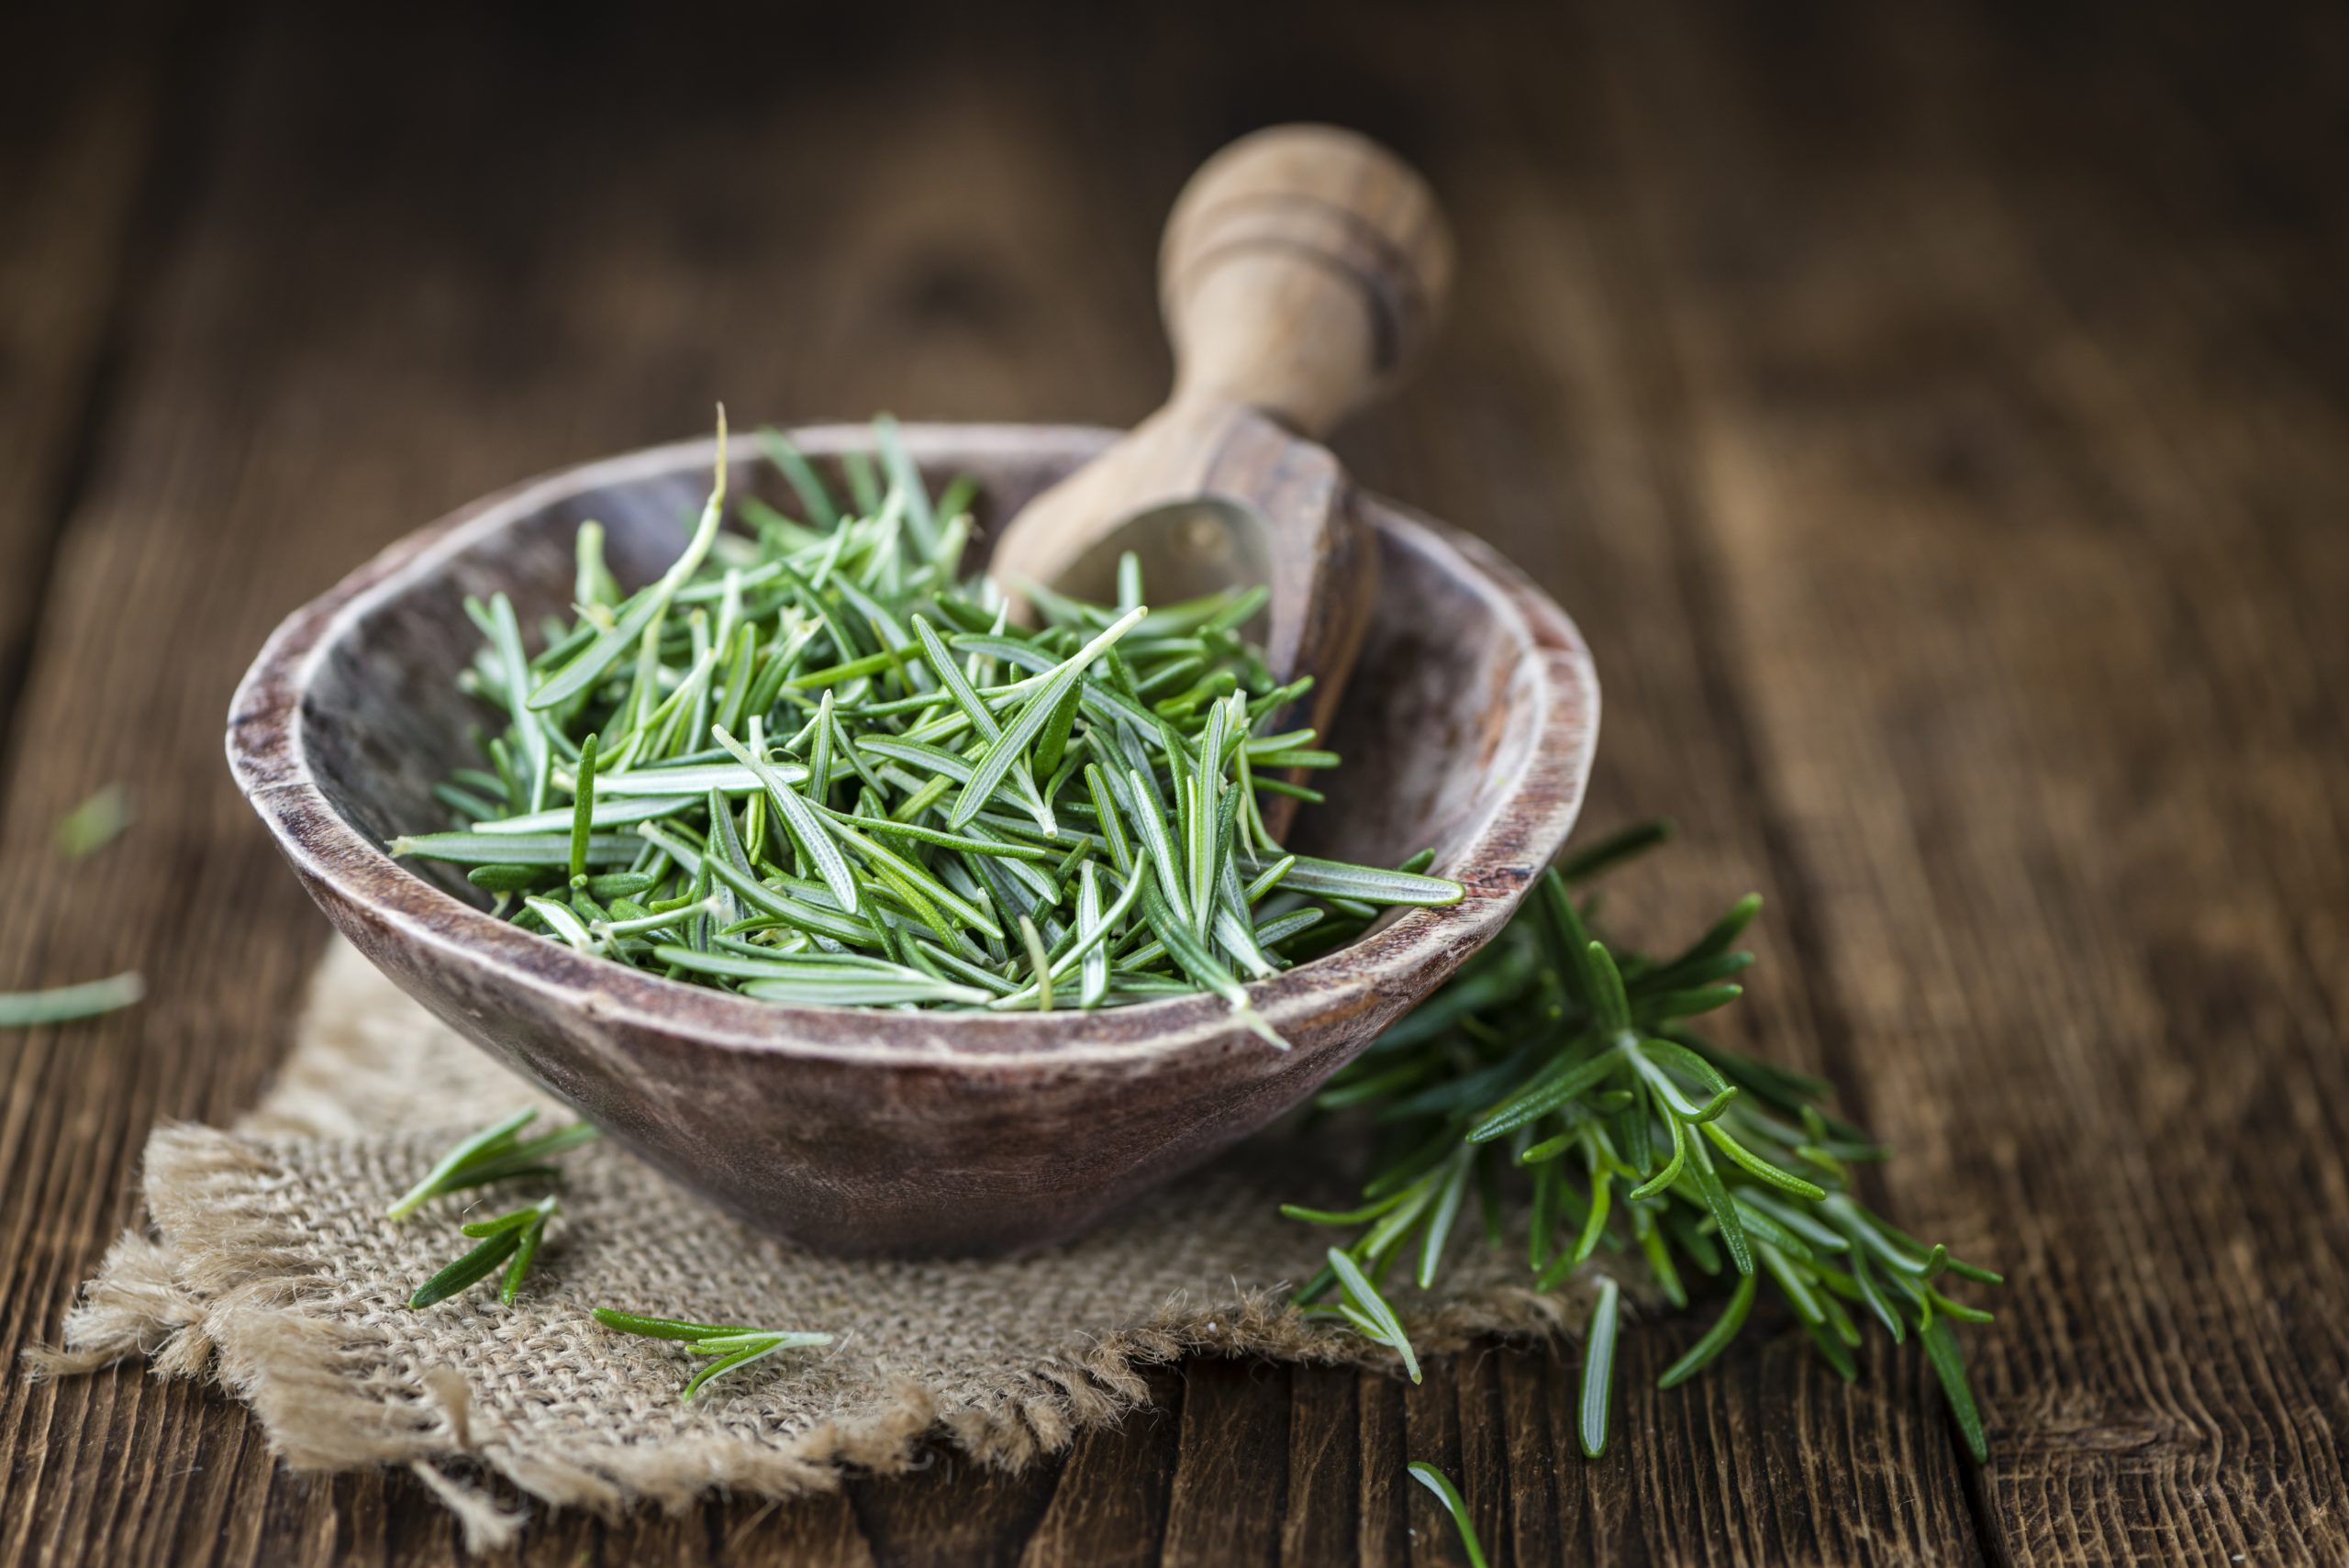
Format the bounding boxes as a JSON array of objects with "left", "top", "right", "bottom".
[
  {"left": 1406, "top": 1462, "right": 1490, "bottom": 1568},
  {"left": 55, "top": 784, "right": 133, "bottom": 859},
  {"left": 1657, "top": 1270, "right": 1756, "bottom": 1388},
  {"left": 530, "top": 412, "right": 730, "bottom": 711},
  {"left": 408, "top": 1195, "right": 557, "bottom": 1309},
  {"left": 407, "top": 1225, "right": 522, "bottom": 1309},
  {"left": 1578, "top": 1275, "right": 1620, "bottom": 1458},
  {"left": 592, "top": 1307, "right": 832, "bottom": 1401},
  {"left": 385, "top": 1108, "right": 598, "bottom": 1219},
  {"left": 0, "top": 973, "right": 144, "bottom": 1028}
]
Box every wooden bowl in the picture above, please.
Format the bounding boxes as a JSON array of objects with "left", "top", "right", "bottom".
[{"left": 226, "top": 425, "right": 1598, "bottom": 1256}]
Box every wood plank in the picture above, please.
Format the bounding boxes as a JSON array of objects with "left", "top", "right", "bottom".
[
  {"left": 0, "top": 1, "right": 172, "bottom": 750},
  {"left": 1021, "top": 1368, "right": 1185, "bottom": 1568},
  {"left": 1397, "top": 1354, "right": 1475, "bottom": 1566},
  {"left": 849, "top": 1458, "right": 1063, "bottom": 1568},
  {"left": 1579, "top": 1, "right": 2349, "bottom": 1562},
  {"left": 0, "top": 3, "right": 2001, "bottom": 1558},
  {"left": 1160, "top": 1357, "right": 1292, "bottom": 1567},
  {"left": 1278, "top": 1365, "right": 1359, "bottom": 1567},
  {"left": 1353, "top": 1366, "right": 1413, "bottom": 1566},
  {"left": 1492, "top": 1350, "right": 1566, "bottom": 1567}
]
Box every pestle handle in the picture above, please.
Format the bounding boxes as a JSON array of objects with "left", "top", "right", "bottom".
[{"left": 1159, "top": 124, "right": 1454, "bottom": 440}]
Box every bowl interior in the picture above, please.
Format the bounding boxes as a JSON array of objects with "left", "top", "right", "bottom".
[{"left": 299, "top": 428, "right": 1548, "bottom": 930}]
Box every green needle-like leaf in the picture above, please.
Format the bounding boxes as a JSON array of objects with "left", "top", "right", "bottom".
[
  {"left": 1325, "top": 1248, "right": 1419, "bottom": 1384},
  {"left": 55, "top": 784, "right": 133, "bottom": 859},
  {"left": 1579, "top": 1275, "right": 1620, "bottom": 1458},
  {"left": 386, "top": 1108, "right": 536, "bottom": 1219},
  {"left": 590, "top": 1307, "right": 763, "bottom": 1341},
  {"left": 409, "top": 1194, "right": 560, "bottom": 1310},
  {"left": 1406, "top": 1462, "right": 1490, "bottom": 1568},
  {"left": 712, "top": 726, "right": 859, "bottom": 915},
  {"left": 593, "top": 1307, "right": 832, "bottom": 1402},
  {"left": 568, "top": 731, "right": 601, "bottom": 881},
  {"left": 408, "top": 1226, "right": 523, "bottom": 1309},
  {"left": 385, "top": 1108, "right": 596, "bottom": 1220},
  {"left": 1920, "top": 1313, "right": 1989, "bottom": 1462},
  {"left": 531, "top": 413, "right": 730, "bottom": 710},
  {"left": 0, "top": 973, "right": 145, "bottom": 1028},
  {"left": 1276, "top": 827, "right": 1998, "bottom": 1468},
  {"left": 1656, "top": 1270, "right": 1758, "bottom": 1388},
  {"left": 949, "top": 606, "right": 1145, "bottom": 829}
]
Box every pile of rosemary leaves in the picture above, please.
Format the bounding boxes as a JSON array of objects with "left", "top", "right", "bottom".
[
  {"left": 383, "top": 409, "right": 1996, "bottom": 1480},
  {"left": 1285, "top": 821, "right": 1998, "bottom": 1461},
  {"left": 394, "top": 413, "right": 1459, "bottom": 1043}
]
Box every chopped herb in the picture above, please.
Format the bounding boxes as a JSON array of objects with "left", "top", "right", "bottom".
[
  {"left": 409, "top": 1195, "right": 559, "bottom": 1309},
  {"left": 393, "top": 1111, "right": 598, "bottom": 1312},
  {"left": 55, "top": 784, "right": 133, "bottom": 859},
  {"left": 1285, "top": 824, "right": 1998, "bottom": 1462},
  {"left": 591, "top": 1307, "right": 832, "bottom": 1401},
  {"left": 385, "top": 1106, "right": 599, "bottom": 1220},
  {"left": 0, "top": 972, "right": 144, "bottom": 1027},
  {"left": 397, "top": 416, "right": 1460, "bottom": 1040},
  {"left": 1406, "top": 1462, "right": 1489, "bottom": 1568}
]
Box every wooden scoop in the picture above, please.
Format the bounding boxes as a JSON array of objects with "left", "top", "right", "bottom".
[{"left": 987, "top": 124, "right": 1453, "bottom": 754}]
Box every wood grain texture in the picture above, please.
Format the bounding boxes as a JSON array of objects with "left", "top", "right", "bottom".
[
  {"left": 2, "top": 0, "right": 2343, "bottom": 1563},
  {"left": 0, "top": 0, "right": 176, "bottom": 759}
]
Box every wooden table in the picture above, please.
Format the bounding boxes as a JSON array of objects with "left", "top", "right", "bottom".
[{"left": 5, "top": 1, "right": 2343, "bottom": 1562}]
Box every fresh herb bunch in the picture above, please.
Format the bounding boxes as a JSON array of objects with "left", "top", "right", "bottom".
[
  {"left": 1288, "top": 823, "right": 1999, "bottom": 1461},
  {"left": 393, "top": 413, "right": 1460, "bottom": 1045}
]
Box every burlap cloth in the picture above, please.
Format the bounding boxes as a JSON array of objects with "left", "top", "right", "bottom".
[{"left": 33, "top": 941, "right": 1590, "bottom": 1548}]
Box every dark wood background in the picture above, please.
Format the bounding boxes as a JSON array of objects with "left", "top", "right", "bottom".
[{"left": 5, "top": 1, "right": 2344, "bottom": 1562}]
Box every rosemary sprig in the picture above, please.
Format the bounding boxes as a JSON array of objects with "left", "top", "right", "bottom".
[
  {"left": 0, "top": 973, "right": 144, "bottom": 1027},
  {"left": 1406, "top": 1462, "right": 1489, "bottom": 1568},
  {"left": 384, "top": 1106, "right": 600, "bottom": 1220},
  {"left": 591, "top": 1307, "right": 833, "bottom": 1401},
  {"left": 56, "top": 784, "right": 133, "bottom": 859},
  {"left": 1285, "top": 823, "right": 2000, "bottom": 1462},
  {"left": 1302, "top": 1246, "right": 1422, "bottom": 1384},
  {"left": 392, "top": 1109, "right": 598, "bottom": 1310},
  {"left": 408, "top": 1196, "right": 559, "bottom": 1308},
  {"left": 395, "top": 414, "right": 1461, "bottom": 1040}
]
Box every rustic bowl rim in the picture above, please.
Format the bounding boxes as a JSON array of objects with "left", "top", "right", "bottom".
[{"left": 226, "top": 423, "right": 1598, "bottom": 1069}]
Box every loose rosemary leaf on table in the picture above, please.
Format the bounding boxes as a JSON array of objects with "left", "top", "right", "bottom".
[
  {"left": 394, "top": 412, "right": 1462, "bottom": 1040},
  {"left": 0, "top": 972, "right": 144, "bottom": 1028},
  {"left": 1406, "top": 1462, "right": 1490, "bottom": 1568},
  {"left": 591, "top": 1307, "right": 833, "bottom": 1401},
  {"left": 1285, "top": 822, "right": 2001, "bottom": 1462},
  {"left": 55, "top": 784, "right": 133, "bottom": 859}
]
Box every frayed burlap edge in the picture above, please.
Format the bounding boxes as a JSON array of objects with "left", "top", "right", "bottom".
[{"left": 26, "top": 947, "right": 1599, "bottom": 1551}]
